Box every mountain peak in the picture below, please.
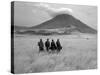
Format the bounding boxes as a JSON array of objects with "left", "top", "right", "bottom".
[
  {"left": 54, "top": 14, "right": 71, "bottom": 19},
  {"left": 53, "top": 14, "right": 73, "bottom": 22}
]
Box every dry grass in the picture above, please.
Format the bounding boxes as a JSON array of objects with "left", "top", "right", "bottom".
[{"left": 14, "top": 34, "right": 97, "bottom": 74}]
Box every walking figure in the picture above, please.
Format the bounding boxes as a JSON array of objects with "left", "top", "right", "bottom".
[
  {"left": 56, "top": 39, "right": 62, "bottom": 52},
  {"left": 38, "top": 39, "right": 44, "bottom": 52},
  {"left": 50, "top": 39, "right": 57, "bottom": 52},
  {"left": 45, "top": 38, "right": 50, "bottom": 52}
]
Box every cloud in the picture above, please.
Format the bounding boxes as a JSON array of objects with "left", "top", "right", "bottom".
[{"left": 33, "top": 3, "right": 73, "bottom": 17}]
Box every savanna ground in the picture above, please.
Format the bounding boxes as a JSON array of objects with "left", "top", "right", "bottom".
[{"left": 14, "top": 34, "right": 97, "bottom": 74}]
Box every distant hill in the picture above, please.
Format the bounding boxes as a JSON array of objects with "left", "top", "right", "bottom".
[
  {"left": 13, "top": 14, "right": 97, "bottom": 35},
  {"left": 30, "top": 14, "right": 97, "bottom": 34}
]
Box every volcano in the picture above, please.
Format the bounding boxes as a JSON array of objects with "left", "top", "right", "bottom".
[{"left": 30, "top": 14, "right": 97, "bottom": 34}]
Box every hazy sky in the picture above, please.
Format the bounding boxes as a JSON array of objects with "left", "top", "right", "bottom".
[{"left": 14, "top": 1, "right": 97, "bottom": 29}]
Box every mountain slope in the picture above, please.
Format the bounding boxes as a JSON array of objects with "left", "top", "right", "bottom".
[{"left": 31, "top": 14, "right": 97, "bottom": 34}]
